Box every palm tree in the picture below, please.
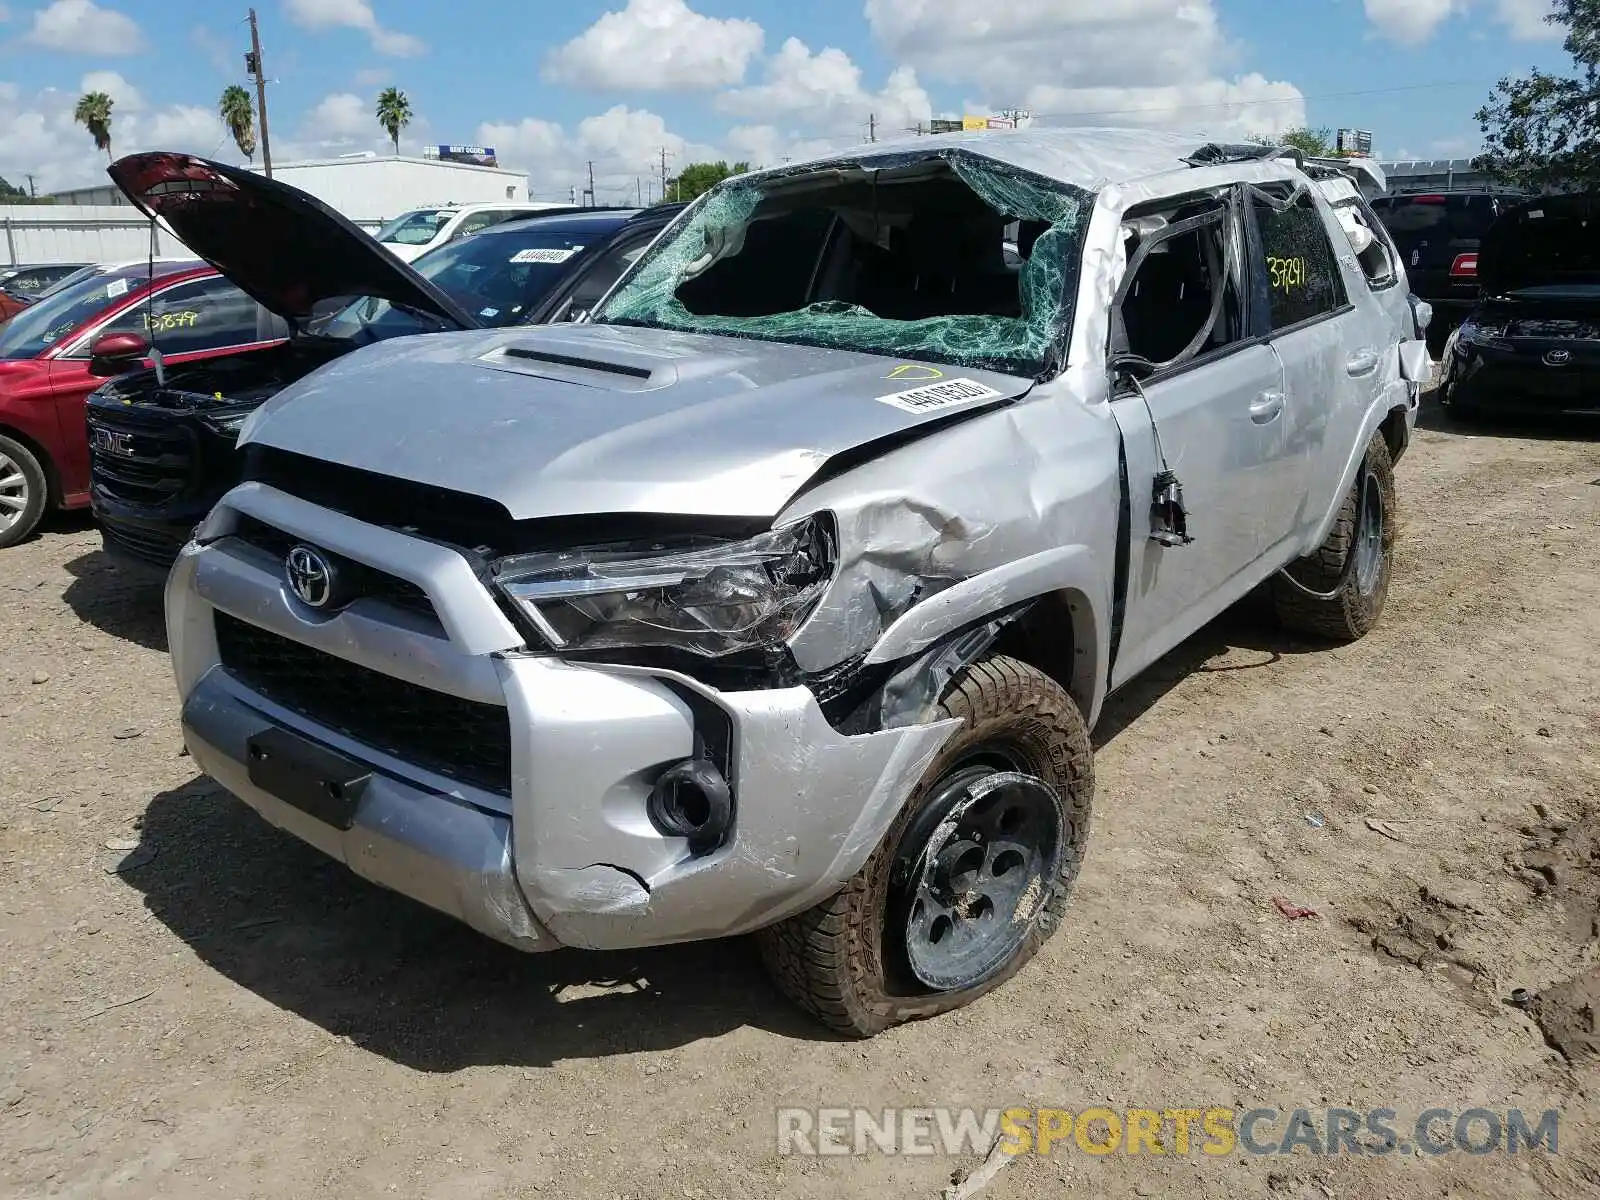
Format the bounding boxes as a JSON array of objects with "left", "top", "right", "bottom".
[
  {"left": 218, "top": 85, "right": 257, "bottom": 164},
  {"left": 73, "top": 92, "right": 114, "bottom": 162},
  {"left": 375, "top": 87, "right": 412, "bottom": 156}
]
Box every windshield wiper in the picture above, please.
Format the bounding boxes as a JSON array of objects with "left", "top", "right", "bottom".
[{"left": 388, "top": 301, "right": 455, "bottom": 330}]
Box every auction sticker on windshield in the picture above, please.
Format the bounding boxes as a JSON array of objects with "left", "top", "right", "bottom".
[
  {"left": 511, "top": 248, "right": 580, "bottom": 264},
  {"left": 875, "top": 377, "right": 1004, "bottom": 414}
]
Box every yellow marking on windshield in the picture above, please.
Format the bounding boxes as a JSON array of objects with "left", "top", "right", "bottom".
[{"left": 885, "top": 364, "right": 944, "bottom": 381}]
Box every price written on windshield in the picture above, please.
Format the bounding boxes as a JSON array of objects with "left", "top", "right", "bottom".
[{"left": 143, "top": 310, "right": 199, "bottom": 332}]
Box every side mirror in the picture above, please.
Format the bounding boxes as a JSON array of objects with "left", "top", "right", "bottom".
[{"left": 88, "top": 331, "right": 149, "bottom": 377}]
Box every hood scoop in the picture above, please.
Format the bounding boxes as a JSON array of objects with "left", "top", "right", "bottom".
[
  {"left": 478, "top": 328, "right": 753, "bottom": 394},
  {"left": 500, "top": 344, "right": 655, "bottom": 379}
]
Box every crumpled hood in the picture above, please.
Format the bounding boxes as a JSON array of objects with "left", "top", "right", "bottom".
[{"left": 240, "top": 323, "right": 1035, "bottom": 519}]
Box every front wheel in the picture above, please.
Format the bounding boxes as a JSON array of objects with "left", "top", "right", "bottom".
[
  {"left": 1271, "top": 431, "right": 1396, "bottom": 642},
  {"left": 756, "top": 655, "right": 1093, "bottom": 1037},
  {"left": 0, "top": 434, "right": 48, "bottom": 550}
]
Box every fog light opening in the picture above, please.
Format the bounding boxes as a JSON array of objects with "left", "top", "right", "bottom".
[{"left": 647, "top": 758, "right": 733, "bottom": 853}]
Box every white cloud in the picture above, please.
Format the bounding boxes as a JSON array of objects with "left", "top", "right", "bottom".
[
  {"left": 353, "top": 68, "right": 388, "bottom": 87},
  {"left": 1363, "top": 0, "right": 1459, "bottom": 43},
  {"left": 1024, "top": 73, "right": 1308, "bottom": 140},
  {"left": 26, "top": 0, "right": 145, "bottom": 55},
  {"left": 478, "top": 104, "right": 723, "bottom": 204},
  {"left": 861, "top": 0, "right": 1304, "bottom": 140},
  {"left": 1428, "top": 135, "right": 1479, "bottom": 156},
  {"left": 79, "top": 70, "right": 142, "bottom": 112},
  {"left": 718, "top": 38, "right": 931, "bottom": 138},
  {"left": 1495, "top": 0, "right": 1559, "bottom": 39},
  {"left": 723, "top": 124, "right": 846, "bottom": 169},
  {"left": 0, "top": 80, "right": 227, "bottom": 192},
  {"left": 545, "top": 0, "right": 764, "bottom": 91},
  {"left": 306, "top": 92, "right": 370, "bottom": 139},
  {"left": 145, "top": 105, "right": 225, "bottom": 149},
  {"left": 284, "top": 0, "right": 425, "bottom": 58}
]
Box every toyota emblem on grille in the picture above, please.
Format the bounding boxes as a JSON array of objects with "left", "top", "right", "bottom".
[
  {"left": 286, "top": 545, "right": 338, "bottom": 609},
  {"left": 1544, "top": 349, "right": 1572, "bottom": 366}
]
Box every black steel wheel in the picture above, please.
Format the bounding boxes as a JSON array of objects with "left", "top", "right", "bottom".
[
  {"left": 892, "top": 766, "right": 1065, "bottom": 992},
  {"left": 757, "top": 654, "right": 1093, "bottom": 1037}
]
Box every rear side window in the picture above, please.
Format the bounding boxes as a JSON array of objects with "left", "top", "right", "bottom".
[
  {"left": 1252, "top": 192, "right": 1347, "bottom": 330},
  {"left": 95, "top": 277, "right": 269, "bottom": 354}
]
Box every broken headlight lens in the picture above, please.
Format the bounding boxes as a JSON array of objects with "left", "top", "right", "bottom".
[
  {"left": 491, "top": 516, "right": 835, "bottom": 657},
  {"left": 1457, "top": 317, "right": 1509, "bottom": 347}
]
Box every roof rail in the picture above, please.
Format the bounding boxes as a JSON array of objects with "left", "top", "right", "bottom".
[{"left": 1184, "top": 142, "right": 1304, "bottom": 169}]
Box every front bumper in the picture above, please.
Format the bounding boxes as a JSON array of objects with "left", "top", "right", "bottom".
[
  {"left": 166, "top": 483, "right": 959, "bottom": 953},
  {"left": 1445, "top": 338, "right": 1600, "bottom": 416},
  {"left": 92, "top": 492, "right": 193, "bottom": 576}
]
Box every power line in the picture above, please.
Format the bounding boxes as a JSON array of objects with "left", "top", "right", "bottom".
[{"left": 1025, "top": 78, "right": 1489, "bottom": 122}]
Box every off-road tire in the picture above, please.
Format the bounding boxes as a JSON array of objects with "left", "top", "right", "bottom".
[
  {"left": 755, "top": 655, "right": 1094, "bottom": 1037},
  {"left": 0, "top": 433, "right": 48, "bottom": 550},
  {"left": 1271, "top": 430, "right": 1396, "bottom": 642}
]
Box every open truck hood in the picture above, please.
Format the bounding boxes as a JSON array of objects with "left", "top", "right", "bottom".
[
  {"left": 106, "top": 151, "right": 480, "bottom": 330},
  {"left": 240, "top": 323, "right": 1035, "bottom": 520},
  {"left": 1478, "top": 192, "right": 1600, "bottom": 297}
]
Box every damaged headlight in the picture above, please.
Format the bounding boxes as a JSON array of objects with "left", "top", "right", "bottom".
[
  {"left": 491, "top": 515, "right": 835, "bottom": 657},
  {"left": 1457, "top": 317, "right": 1509, "bottom": 348},
  {"left": 200, "top": 410, "right": 253, "bottom": 438}
]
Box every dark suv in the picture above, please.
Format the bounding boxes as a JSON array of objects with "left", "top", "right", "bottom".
[{"left": 1369, "top": 191, "right": 1526, "bottom": 348}]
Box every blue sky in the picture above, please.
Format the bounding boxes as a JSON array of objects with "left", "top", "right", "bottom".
[{"left": 0, "top": 1, "right": 1577, "bottom": 200}]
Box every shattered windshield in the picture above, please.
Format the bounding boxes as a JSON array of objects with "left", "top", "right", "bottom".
[
  {"left": 316, "top": 222, "right": 609, "bottom": 340},
  {"left": 590, "top": 153, "right": 1091, "bottom": 377},
  {"left": 376, "top": 209, "right": 451, "bottom": 246},
  {"left": 0, "top": 271, "right": 145, "bottom": 360}
]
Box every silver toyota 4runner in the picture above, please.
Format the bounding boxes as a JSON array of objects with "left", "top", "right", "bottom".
[{"left": 164, "top": 129, "right": 1431, "bottom": 1036}]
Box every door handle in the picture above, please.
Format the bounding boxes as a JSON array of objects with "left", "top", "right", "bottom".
[
  {"left": 1249, "top": 390, "right": 1284, "bottom": 423},
  {"left": 1345, "top": 348, "right": 1380, "bottom": 377}
]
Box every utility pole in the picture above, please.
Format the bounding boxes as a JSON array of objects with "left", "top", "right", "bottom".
[
  {"left": 25, "top": 175, "right": 36, "bottom": 198},
  {"left": 659, "top": 147, "right": 671, "bottom": 202},
  {"left": 636, "top": 177, "right": 642, "bottom": 205},
  {"left": 247, "top": 8, "right": 273, "bottom": 177},
  {"left": 584, "top": 161, "right": 595, "bottom": 207},
  {"left": 868, "top": 113, "right": 877, "bottom": 142}
]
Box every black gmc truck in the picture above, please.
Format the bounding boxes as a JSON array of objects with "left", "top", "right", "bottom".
[{"left": 86, "top": 151, "right": 683, "bottom": 572}]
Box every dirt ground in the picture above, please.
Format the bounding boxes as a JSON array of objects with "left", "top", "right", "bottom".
[{"left": 2, "top": 393, "right": 1598, "bottom": 1200}]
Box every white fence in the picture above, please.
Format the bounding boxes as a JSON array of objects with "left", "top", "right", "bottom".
[{"left": 1, "top": 206, "right": 383, "bottom": 267}]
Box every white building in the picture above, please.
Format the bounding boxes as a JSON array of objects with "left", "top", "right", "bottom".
[
  {"left": 46, "top": 152, "right": 532, "bottom": 228},
  {"left": 247, "top": 153, "right": 530, "bottom": 224}
]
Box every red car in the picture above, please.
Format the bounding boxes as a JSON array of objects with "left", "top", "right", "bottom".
[{"left": 0, "top": 260, "right": 288, "bottom": 547}]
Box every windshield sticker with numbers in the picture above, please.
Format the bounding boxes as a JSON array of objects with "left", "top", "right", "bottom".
[
  {"left": 875, "top": 377, "right": 1004, "bottom": 415},
  {"left": 511, "top": 247, "right": 579, "bottom": 264}
]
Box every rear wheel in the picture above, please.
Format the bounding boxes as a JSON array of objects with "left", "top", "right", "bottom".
[
  {"left": 1271, "top": 431, "right": 1396, "bottom": 642},
  {"left": 756, "top": 655, "right": 1093, "bottom": 1037},
  {"left": 0, "top": 434, "right": 48, "bottom": 550}
]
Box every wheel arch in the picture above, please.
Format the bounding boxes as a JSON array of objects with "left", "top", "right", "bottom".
[
  {"left": 0, "top": 421, "right": 61, "bottom": 508},
  {"left": 861, "top": 544, "right": 1111, "bottom": 727}
]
